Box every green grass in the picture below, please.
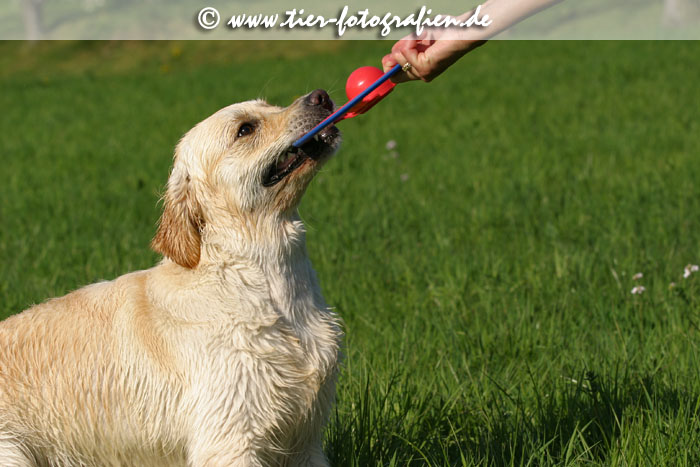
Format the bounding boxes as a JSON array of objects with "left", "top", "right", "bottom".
[{"left": 2, "top": 40, "right": 700, "bottom": 465}]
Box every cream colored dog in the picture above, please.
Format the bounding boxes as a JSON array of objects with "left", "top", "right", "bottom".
[{"left": 0, "top": 90, "right": 343, "bottom": 466}]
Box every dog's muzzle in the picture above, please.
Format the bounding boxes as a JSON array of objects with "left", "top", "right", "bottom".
[{"left": 262, "top": 90, "right": 341, "bottom": 187}]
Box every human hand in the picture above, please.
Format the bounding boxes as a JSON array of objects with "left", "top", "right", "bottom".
[
  {"left": 381, "top": 31, "right": 486, "bottom": 83},
  {"left": 381, "top": 0, "right": 563, "bottom": 83}
]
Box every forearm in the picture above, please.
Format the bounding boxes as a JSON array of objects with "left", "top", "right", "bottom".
[
  {"left": 382, "top": 0, "right": 564, "bottom": 82},
  {"left": 455, "top": 0, "right": 565, "bottom": 40}
]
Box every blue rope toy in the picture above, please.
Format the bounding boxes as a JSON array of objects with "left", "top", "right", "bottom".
[{"left": 292, "top": 63, "right": 405, "bottom": 148}]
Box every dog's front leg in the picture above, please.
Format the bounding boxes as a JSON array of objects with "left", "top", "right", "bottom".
[
  {"left": 288, "top": 375, "right": 337, "bottom": 467},
  {"left": 289, "top": 441, "right": 330, "bottom": 467},
  {"left": 185, "top": 415, "right": 269, "bottom": 467},
  {"left": 187, "top": 443, "right": 264, "bottom": 467}
]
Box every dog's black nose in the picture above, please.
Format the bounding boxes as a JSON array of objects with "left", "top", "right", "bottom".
[{"left": 305, "top": 89, "right": 333, "bottom": 112}]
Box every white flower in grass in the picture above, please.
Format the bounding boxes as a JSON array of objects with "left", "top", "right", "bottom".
[
  {"left": 669, "top": 282, "right": 676, "bottom": 289},
  {"left": 385, "top": 140, "right": 397, "bottom": 150},
  {"left": 400, "top": 173, "right": 409, "bottom": 182},
  {"left": 633, "top": 272, "right": 643, "bottom": 281},
  {"left": 683, "top": 264, "right": 699, "bottom": 279},
  {"left": 631, "top": 285, "right": 646, "bottom": 295}
]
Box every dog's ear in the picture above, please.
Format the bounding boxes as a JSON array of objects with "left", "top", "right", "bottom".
[{"left": 151, "top": 167, "right": 203, "bottom": 269}]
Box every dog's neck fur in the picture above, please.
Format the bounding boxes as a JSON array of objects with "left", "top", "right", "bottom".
[
  {"left": 197, "top": 211, "right": 326, "bottom": 324},
  {"left": 183, "top": 211, "right": 340, "bottom": 376}
]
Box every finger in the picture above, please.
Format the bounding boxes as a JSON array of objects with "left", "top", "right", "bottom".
[
  {"left": 392, "top": 38, "right": 418, "bottom": 55},
  {"left": 388, "top": 52, "right": 419, "bottom": 84},
  {"left": 399, "top": 46, "right": 428, "bottom": 82},
  {"left": 381, "top": 54, "right": 397, "bottom": 72}
]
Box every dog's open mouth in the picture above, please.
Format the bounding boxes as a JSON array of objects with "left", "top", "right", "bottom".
[{"left": 262, "top": 125, "right": 339, "bottom": 187}]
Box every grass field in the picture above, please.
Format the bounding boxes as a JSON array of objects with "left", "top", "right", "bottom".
[{"left": 2, "top": 40, "right": 700, "bottom": 465}]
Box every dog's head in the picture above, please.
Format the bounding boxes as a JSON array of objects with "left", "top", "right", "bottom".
[{"left": 151, "top": 89, "right": 341, "bottom": 268}]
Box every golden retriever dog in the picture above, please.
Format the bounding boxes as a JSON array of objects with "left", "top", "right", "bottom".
[{"left": 0, "top": 89, "right": 343, "bottom": 466}]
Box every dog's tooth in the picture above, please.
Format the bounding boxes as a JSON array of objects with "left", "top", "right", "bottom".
[{"left": 277, "top": 150, "right": 295, "bottom": 166}]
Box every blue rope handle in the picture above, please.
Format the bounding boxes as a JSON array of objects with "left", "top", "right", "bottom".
[{"left": 292, "top": 64, "right": 403, "bottom": 148}]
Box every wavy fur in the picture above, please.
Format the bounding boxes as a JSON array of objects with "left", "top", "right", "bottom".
[{"left": 0, "top": 94, "right": 343, "bottom": 466}]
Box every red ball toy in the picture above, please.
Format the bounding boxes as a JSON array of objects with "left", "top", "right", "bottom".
[{"left": 342, "top": 66, "right": 397, "bottom": 119}]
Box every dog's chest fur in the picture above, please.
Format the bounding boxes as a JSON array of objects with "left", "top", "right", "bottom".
[
  {"left": 151, "top": 249, "right": 343, "bottom": 463},
  {"left": 0, "top": 251, "right": 341, "bottom": 466}
]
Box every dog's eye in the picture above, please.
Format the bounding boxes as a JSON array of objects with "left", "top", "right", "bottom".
[{"left": 237, "top": 122, "right": 255, "bottom": 138}]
